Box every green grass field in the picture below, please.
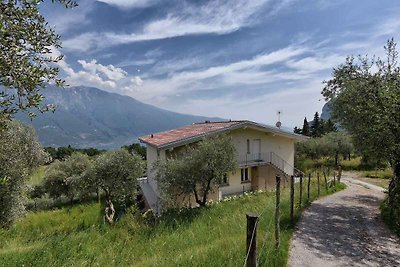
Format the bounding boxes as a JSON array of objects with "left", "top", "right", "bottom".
[{"left": 0, "top": 178, "right": 345, "bottom": 267}]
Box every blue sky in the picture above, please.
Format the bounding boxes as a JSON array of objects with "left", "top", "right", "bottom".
[{"left": 41, "top": 0, "right": 400, "bottom": 127}]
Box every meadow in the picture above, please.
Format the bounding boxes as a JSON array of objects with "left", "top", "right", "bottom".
[{"left": 0, "top": 176, "right": 344, "bottom": 267}]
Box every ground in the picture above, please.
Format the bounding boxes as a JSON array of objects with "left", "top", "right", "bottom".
[
  {"left": 347, "top": 171, "right": 390, "bottom": 189},
  {"left": 288, "top": 174, "right": 400, "bottom": 266}
]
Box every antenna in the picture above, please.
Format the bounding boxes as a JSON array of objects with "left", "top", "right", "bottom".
[{"left": 276, "top": 110, "right": 282, "bottom": 129}]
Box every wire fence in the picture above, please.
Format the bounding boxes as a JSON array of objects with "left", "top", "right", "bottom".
[{"left": 242, "top": 167, "right": 343, "bottom": 267}]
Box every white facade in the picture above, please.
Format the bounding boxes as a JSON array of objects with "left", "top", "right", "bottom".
[{"left": 144, "top": 125, "right": 299, "bottom": 209}]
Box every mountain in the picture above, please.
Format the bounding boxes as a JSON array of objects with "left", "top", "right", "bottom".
[
  {"left": 320, "top": 100, "right": 333, "bottom": 121},
  {"left": 16, "top": 86, "right": 220, "bottom": 149}
]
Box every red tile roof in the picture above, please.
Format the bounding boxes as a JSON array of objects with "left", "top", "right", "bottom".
[{"left": 139, "top": 121, "right": 243, "bottom": 148}]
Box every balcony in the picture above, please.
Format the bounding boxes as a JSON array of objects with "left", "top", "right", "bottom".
[{"left": 237, "top": 152, "right": 270, "bottom": 167}]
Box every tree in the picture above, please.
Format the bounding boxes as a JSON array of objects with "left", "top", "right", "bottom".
[
  {"left": 154, "top": 135, "right": 237, "bottom": 208},
  {"left": 42, "top": 153, "right": 92, "bottom": 203},
  {"left": 296, "top": 132, "right": 353, "bottom": 165},
  {"left": 310, "top": 112, "right": 323, "bottom": 137},
  {"left": 0, "top": 0, "right": 76, "bottom": 126},
  {"left": 293, "top": 126, "right": 302, "bottom": 134},
  {"left": 322, "top": 119, "right": 337, "bottom": 134},
  {"left": 122, "top": 143, "right": 146, "bottom": 160},
  {"left": 0, "top": 121, "right": 47, "bottom": 227},
  {"left": 87, "top": 150, "right": 144, "bottom": 224},
  {"left": 322, "top": 39, "right": 400, "bottom": 225},
  {"left": 302, "top": 117, "right": 310, "bottom": 136}
]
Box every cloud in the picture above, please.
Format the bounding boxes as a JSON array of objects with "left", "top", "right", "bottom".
[
  {"left": 77, "top": 59, "right": 127, "bottom": 81},
  {"left": 96, "top": 0, "right": 158, "bottom": 9},
  {"left": 63, "top": 0, "right": 270, "bottom": 52}
]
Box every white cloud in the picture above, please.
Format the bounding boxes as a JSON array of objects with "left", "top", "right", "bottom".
[
  {"left": 63, "top": 0, "right": 270, "bottom": 52},
  {"left": 96, "top": 0, "right": 158, "bottom": 9},
  {"left": 77, "top": 59, "right": 127, "bottom": 81}
]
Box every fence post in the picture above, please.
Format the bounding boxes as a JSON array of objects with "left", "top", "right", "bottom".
[
  {"left": 275, "top": 175, "right": 281, "bottom": 250},
  {"left": 323, "top": 168, "right": 328, "bottom": 192},
  {"left": 307, "top": 173, "right": 311, "bottom": 201},
  {"left": 338, "top": 166, "right": 342, "bottom": 183},
  {"left": 246, "top": 213, "right": 258, "bottom": 267},
  {"left": 290, "top": 175, "right": 294, "bottom": 226},
  {"left": 299, "top": 174, "right": 303, "bottom": 209},
  {"left": 317, "top": 172, "right": 321, "bottom": 197}
]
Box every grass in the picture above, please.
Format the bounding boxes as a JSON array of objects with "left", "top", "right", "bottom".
[
  {"left": 0, "top": 178, "right": 345, "bottom": 267},
  {"left": 29, "top": 166, "right": 46, "bottom": 186},
  {"left": 381, "top": 200, "right": 400, "bottom": 237}
]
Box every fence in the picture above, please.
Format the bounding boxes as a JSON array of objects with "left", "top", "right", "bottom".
[{"left": 243, "top": 167, "right": 342, "bottom": 267}]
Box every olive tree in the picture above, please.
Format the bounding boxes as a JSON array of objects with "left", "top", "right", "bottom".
[
  {"left": 87, "top": 150, "right": 144, "bottom": 224},
  {"left": 322, "top": 39, "right": 400, "bottom": 225},
  {"left": 0, "top": 121, "right": 47, "bottom": 227},
  {"left": 0, "top": 0, "right": 76, "bottom": 126},
  {"left": 154, "top": 135, "right": 237, "bottom": 207},
  {"left": 296, "top": 132, "right": 353, "bottom": 165},
  {"left": 42, "top": 153, "right": 92, "bottom": 203}
]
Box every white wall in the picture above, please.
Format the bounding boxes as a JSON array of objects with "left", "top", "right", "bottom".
[
  {"left": 229, "top": 128, "right": 295, "bottom": 175},
  {"left": 144, "top": 127, "right": 296, "bottom": 200},
  {"left": 146, "top": 145, "right": 166, "bottom": 196}
]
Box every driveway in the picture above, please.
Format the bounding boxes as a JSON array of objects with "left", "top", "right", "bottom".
[{"left": 288, "top": 175, "right": 400, "bottom": 267}]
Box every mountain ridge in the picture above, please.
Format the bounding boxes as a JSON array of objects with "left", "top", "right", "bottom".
[{"left": 16, "top": 85, "right": 220, "bottom": 149}]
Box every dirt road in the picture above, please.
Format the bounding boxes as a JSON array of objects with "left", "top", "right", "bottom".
[{"left": 288, "top": 175, "right": 400, "bottom": 267}]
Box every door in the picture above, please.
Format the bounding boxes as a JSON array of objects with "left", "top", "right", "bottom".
[{"left": 252, "top": 139, "right": 261, "bottom": 160}]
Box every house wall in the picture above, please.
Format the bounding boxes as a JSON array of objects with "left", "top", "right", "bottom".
[
  {"left": 146, "top": 145, "right": 165, "bottom": 196},
  {"left": 144, "top": 127, "right": 296, "bottom": 208},
  {"left": 229, "top": 128, "right": 295, "bottom": 175}
]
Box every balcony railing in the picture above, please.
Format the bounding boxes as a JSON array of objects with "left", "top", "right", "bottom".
[
  {"left": 237, "top": 152, "right": 304, "bottom": 178},
  {"left": 237, "top": 152, "right": 270, "bottom": 166}
]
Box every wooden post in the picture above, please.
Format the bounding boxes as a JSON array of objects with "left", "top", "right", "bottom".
[
  {"left": 246, "top": 213, "right": 258, "bottom": 267},
  {"left": 275, "top": 175, "right": 281, "bottom": 250},
  {"left": 290, "top": 175, "right": 294, "bottom": 226},
  {"left": 299, "top": 174, "right": 303, "bottom": 209},
  {"left": 317, "top": 172, "right": 321, "bottom": 197},
  {"left": 323, "top": 168, "right": 328, "bottom": 192},
  {"left": 307, "top": 173, "right": 311, "bottom": 201},
  {"left": 338, "top": 166, "right": 342, "bottom": 183}
]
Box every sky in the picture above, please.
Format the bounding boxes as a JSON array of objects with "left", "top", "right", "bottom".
[{"left": 40, "top": 0, "right": 400, "bottom": 128}]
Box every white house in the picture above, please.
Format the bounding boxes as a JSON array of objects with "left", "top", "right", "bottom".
[{"left": 138, "top": 120, "right": 307, "bottom": 212}]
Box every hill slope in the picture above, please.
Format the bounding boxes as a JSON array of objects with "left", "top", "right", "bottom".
[{"left": 16, "top": 86, "right": 218, "bottom": 149}]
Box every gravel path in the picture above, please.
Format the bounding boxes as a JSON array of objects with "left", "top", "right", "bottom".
[{"left": 288, "top": 175, "right": 400, "bottom": 267}]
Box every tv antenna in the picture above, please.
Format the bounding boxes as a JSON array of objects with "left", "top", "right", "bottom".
[{"left": 276, "top": 110, "right": 282, "bottom": 128}]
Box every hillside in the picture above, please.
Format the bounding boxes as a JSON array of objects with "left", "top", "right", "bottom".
[{"left": 16, "top": 86, "right": 218, "bottom": 149}]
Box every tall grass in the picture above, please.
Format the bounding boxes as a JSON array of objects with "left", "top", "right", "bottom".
[{"left": 0, "top": 177, "right": 344, "bottom": 267}]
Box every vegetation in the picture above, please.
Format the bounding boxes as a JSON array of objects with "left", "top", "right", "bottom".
[
  {"left": 41, "top": 153, "right": 92, "bottom": 204},
  {"left": 83, "top": 150, "right": 144, "bottom": 223},
  {"left": 323, "top": 39, "right": 400, "bottom": 230},
  {"left": 154, "top": 135, "right": 237, "bottom": 207},
  {"left": 0, "top": 177, "right": 344, "bottom": 266},
  {"left": 121, "top": 143, "right": 146, "bottom": 160},
  {"left": 0, "top": 121, "right": 47, "bottom": 227},
  {"left": 296, "top": 132, "right": 353, "bottom": 167},
  {"left": 293, "top": 112, "right": 336, "bottom": 137},
  {"left": 0, "top": 0, "right": 77, "bottom": 125},
  {"left": 44, "top": 146, "right": 104, "bottom": 162}
]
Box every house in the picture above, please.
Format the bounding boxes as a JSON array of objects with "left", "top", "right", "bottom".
[{"left": 138, "top": 120, "right": 307, "bottom": 212}]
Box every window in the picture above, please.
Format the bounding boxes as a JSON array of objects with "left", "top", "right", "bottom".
[
  {"left": 221, "top": 173, "right": 229, "bottom": 185},
  {"left": 241, "top": 168, "right": 249, "bottom": 182},
  {"left": 246, "top": 139, "right": 250, "bottom": 154}
]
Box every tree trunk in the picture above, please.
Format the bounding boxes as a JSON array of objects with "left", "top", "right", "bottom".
[
  {"left": 199, "top": 178, "right": 212, "bottom": 206},
  {"left": 388, "top": 161, "right": 400, "bottom": 225},
  {"left": 104, "top": 192, "right": 115, "bottom": 224},
  {"left": 335, "top": 152, "right": 339, "bottom": 166}
]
